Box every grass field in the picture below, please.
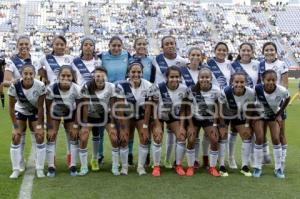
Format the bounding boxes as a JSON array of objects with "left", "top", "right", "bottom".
[{"left": 0, "top": 80, "right": 299, "bottom": 199}]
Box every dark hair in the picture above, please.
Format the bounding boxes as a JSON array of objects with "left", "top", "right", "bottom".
[
  {"left": 262, "top": 69, "right": 277, "bottom": 80},
  {"left": 161, "top": 36, "right": 176, "bottom": 48},
  {"left": 165, "top": 66, "right": 181, "bottom": 78},
  {"left": 21, "top": 64, "right": 36, "bottom": 76},
  {"left": 214, "top": 42, "right": 228, "bottom": 52},
  {"left": 230, "top": 72, "right": 247, "bottom": 85},
  {"left": 192, "top": 67, "right": 212, "bottom": 93},
  {"left": 57, "top": 65, "right": 76, "bottom": 83},
  {"left": 127, "top": 60, "right": 143, "bottom": 76},
  {"left": 52, "top": 36, "right": 67, "bottom": 55},
  {"left": 17, "top": 35, "right": 30, "bottom": 46},
  {"left": 262, "top": 42, "right": 277, "bottom": 54},
  {"left": 93, "top": 67, "right": 107, "bottom": 75},
  {"left": 236, "top": 42, "right": 254, "bottom": 61},
  {"left": 133, "top": 37, "right": 147, "bottom": 49},
  {"left": 109, "top": 36, "right": 123, "bottom": 46},
  {"left": 87, "top": 67, "right": 108, "bottom": 94}
]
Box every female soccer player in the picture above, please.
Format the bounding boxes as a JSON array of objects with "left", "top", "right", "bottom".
[
  {"left": 145, "top": 66, "right": 192, "bottom": 177},
  {"left": 115, "top": 61, "right": 152, "bottom": 175},
  {"left": 189, "top": 68, "right": 221, "bottom": 177},
  {"left": 219, "top": 73, "right": 255, "bottom": 177},
  {"left": 8, "top": 64, "right": 46, "bottom": 178},
  {"left": 259, "top": 42, "right": 288, "bottom": 168},
  {"left": 80, "top": 67, "right": 118, "bottom": 175},
  {"left": 228, "top": 42, "right": 260, "bottom": 169},
  {"left": 45, "top": 66, "right": 82, "bottom": 177},
  {"left": 252, "top": 69, "right": 290, "bottom": 178}
]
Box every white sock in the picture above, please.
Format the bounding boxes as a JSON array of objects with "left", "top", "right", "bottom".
[
  {"left": 209, "top": 150, "right": 219, "bottom": 167},
  {"left": 228, "top": 132, "right": 237, "bottom": 159},
  {"left": 65, "top": 129, "right": 70, "bottom": 154},
  {"left": 202, "top": 134, "right": 210, "bottom": 156},
  {"left": 120, "top": 147, "right": 129, "bottom": 168},
  {"left": 30, "top": 132, "right": 37, "bottom": 150},
  {"left": 281, "top": 144, "right": 287, "bottom": 163},
  {"left": 263, "top": 141, "right": 270, "bottom": 156},
  {"left": 20, "top": 134, "right": 25, "bottom": 161},
  {"left": 218, "top": 139, "right": 227, "bottom": 166},
  {"left": 70, "top": 141, "right": 78, "bottom": 167},
  {"left": 92, "top": 135, "right": 100, "bottom": 160},
  {"left": 79, "top": 148, "right": 88, "bottom": 169},
  {"left": 152, "top": 142, "right": 162, "bottom": 166},
  {"left": 112, "top": 147, "right": 119, "bottom": 168},
  {"left": 254, "top": 144, "right": 263, "bottom": 169},
  {"left": 165, "top": 129, "right": 175, "bottom": 162},
  {"left": 176, "top": 141, "right": 186, "bottom": 165},
  {"left": 36, "top": 143, "right": 46, "bottom": 170},
  {"left": 10, "top": 144, "right": 21, "bottom": 170},
  {"left": 138, "top": 144, "right": 149, "bottom": 168},
  {"left": 46, "top": 142, "right": 56, "bottom": 168},
  {"left": 273, "top": 144, "right": 282, "bottom": 170},
  {"left": 194, "top": 138, "right": 200, "bottom": 161},
  {"left": 241, "top": 140, "right": 251, "bottom": 167},
  {"left": 186, "top": 149, "right": 195, "bottom": 167}
]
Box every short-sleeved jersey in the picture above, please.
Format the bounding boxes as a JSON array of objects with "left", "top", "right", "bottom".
[
  {"left": 148, "top": 83, "right": 193, "bottom": 121},
  {"left": 207, "top": 59, "right": 233, "bottom": 89},
  {"left": 219, "top": 86, "right": 255, "bottom": 120},
  {"left": 191, "top": 85, "right": 220, "bottom": 120},
  {"left": 263, "top": 59, "right": 288, "bottom": 85},
  {"left": 5, "top": 56, "right": 41, "bottom": 80},
  {"left": 81, "top": 82, "right": 116, "bottom": 118},
  {"left": 72, "top": 57, "right": 102, "bottom": 86},
  {"left": 8, "top": 79, "right": 46, "bottom": 115},
  {"left": 181, "top": 67, "right": 199, "bottom": 87},
  {"left": 232, "top": 60, "right": 260, "bottom": 88},
  {"left": 46, "top": 82, "right": 82, "bottom": 111},
  {"left": 152, "top": 54, "right": 188, "bottom": 84},
  {"left": 255, "top": 84, "right": 289, "bottom": 119},
  {"left": 40, "top": 54, "right": 74, "bottom": 84}
]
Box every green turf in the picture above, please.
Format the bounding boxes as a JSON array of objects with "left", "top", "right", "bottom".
[{"left": 0, "top": 80, "right": 299, "bottom": 199}]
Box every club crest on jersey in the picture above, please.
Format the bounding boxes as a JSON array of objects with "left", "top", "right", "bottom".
[
  {"left": 65, "top": 57, "right": 71, "bottom": 63},
  {"left": 275, "top": 96, "right": 282, "bottom": 102},
  {"left": 178, "top": 93, "right": 184, "bottom": 98},
  {"left": 33, "top": 91, "right": 39, "bottom": 98}
]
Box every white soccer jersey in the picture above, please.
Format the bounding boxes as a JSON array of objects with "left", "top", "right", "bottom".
[
  {"left": 264, "top": 59, "right": 288, "bottom": 85},
  {"left": 148, "top": 83, "right": 193, "bottom": 121},
  {"left": 181, "top": 67, "right": 199, "bottom": 87},
  {"left": 8, "top": 79, "right": 46, "bottom": 115},
  {"left": 46, "top": 82, "right": 82, "bottom": 111},
  {"left": 40, "top": 54, "right": 74, "bottom": 84},
  {"left": 255, "top": 84, "right": 289, "bottom": 118},
  {"left": 72, "top": 57, "right": 102, "bottom": 86},
  {"left": 219, "top": 86, "right": 255, "bottom": 119},
  {"left": 192, "top": 85, "right": 220, "bottom": 120},
  {"left": 81, "top": 82, "right": 116, "bottom": 118},
  {"left": 5, "top": 56, "right": 41, "bottom": 79},
  {"left": 209, "top": 60, "right": 233, "bottom": 89},
  {"left": 232, "top": 60, "right": 260, "bottom": 88},
  {"left": 116, "top": 78, "right": 152, "bottom": 107},
  {"left": 152, "top": 54, "right": 188, "bottom": 84}
]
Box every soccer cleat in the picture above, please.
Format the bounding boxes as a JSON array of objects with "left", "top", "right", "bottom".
[
  {"left": 252, "top": 168, "right": 262, "bottom": 178},
  {"left": 66, "top": 153, "right": 71, "bottom": 167},
  {"left": 186, "top": 167, "right": 194, "bottom": 177},
  {"left": 69, "top": 166, "right": 77, "bottom": 177},
  {"left": 20, "top": 159, "right": 26, "bottom": 172},
  {"left": 194, "top": 161, "right": 200, "bottom": 170},
  {"left": 208, "top": 167, "right": 221, "bottom": 177},
  {"left": 219, "top": 166, "right": 229, "bottom": 177},
  {"left": 36, "top": 170, "right": 45, "bottom": 178},
  {"left": 240, "top": 166, "right": 252, "bottom": 177},
  {"left": 164, "top": 159, "right": 172, "bottom": 169},
  {"left": 137, "top": 167, "right": 147, "bottom": 176},
  {"left": 152, "top": 166, "right": 160, "bottom": 177},
  {"left": 90, "top": 159, "right": 99, "bottom": 171},
  {"left": 228, "top": 157, "right": 238, "bottom": 169},
  {"left": 274, "top": 168, "right": 285, "bottom": 179},
  {"left": 202, "top": 156, "right": 209, "bottom": 169},
  {"left": 145, "top": 153, "right": 150, "bottom": 167},
  {"left": 262, "top": 154, "right": 272, "bottom": 165},
  {"left": 9, "top": 170, "right": 20, "bottom": 179},
  {"left": 120, "top": 167, "right": 128, "bottom": 175},
  {"left": 47, "top": 167, "right": 56, "bottom": 177},
  {"left": 111, "top": 166, "right": 120, "bottom": 176},
  {"left": 175, "top": 165, "right": 186, "bottom": 176},
  {"left": 78, "top": 167, "right": 89, "bottom": 176},
  {"left": 98, "top": 155, "right": 104, "bottom": 165},
  {"left": 128, "top": 153, "right": 134, "bottom": 167}
]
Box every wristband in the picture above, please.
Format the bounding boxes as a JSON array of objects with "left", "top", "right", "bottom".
[
  {"left": 110, "top": 124, "right": 115, "bottom": 128},
  {"left": 245, "top": 123, "right": 249, "bottom": 128},
  {"left": 143, "top": 124, "right": 148, "bottom": 129},
  {"left": 73, "top": 124, "right": 79, "bottom": 129},
  {"left": 36, "top": 125, "right": 42, "bottom": 130},
  {"left": 213, "top": 123, "right": 217, "bottom": 127}
]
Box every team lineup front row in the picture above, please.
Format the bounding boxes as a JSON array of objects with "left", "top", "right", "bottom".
[{"left": 3, "top": 35, "right": 290, "bottom": 179}]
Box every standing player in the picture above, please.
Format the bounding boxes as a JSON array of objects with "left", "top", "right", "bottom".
[
  {"left": 45, "top": 66, "right": 81, "bottom": 177},
  {"left": 8, "top": 64, "right": 46, "bottom": 178},
  {"left": 259, "top": 42, "right": 288, "bottom": 168},
  {"left": 152, "top": 36, "right": 188, "bottom": 169},
  {"left": 252, "top": 70, "right": 290, "bottom": 178},
  {"left": 0, "top": 56, "right": 5, "bottom": 109}
]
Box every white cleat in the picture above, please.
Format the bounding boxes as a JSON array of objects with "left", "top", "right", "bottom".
[
  {"left": 111, "top": 166, "right": 120, "bottom": 176},
  {"left": 10, "top": 170, "right": 20, "bottom": 179},
  {"left": 36, "top": 170, "right": 45, "bottom": 178},
  {"left": 137, "top": 167, "right": 147, "bottom": 176},
  {"left": 120, "top": 167, "right": 128, "bottom": 176},
  {"left": 229, "top": 157, "right": 238, "bottom": 169}
]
